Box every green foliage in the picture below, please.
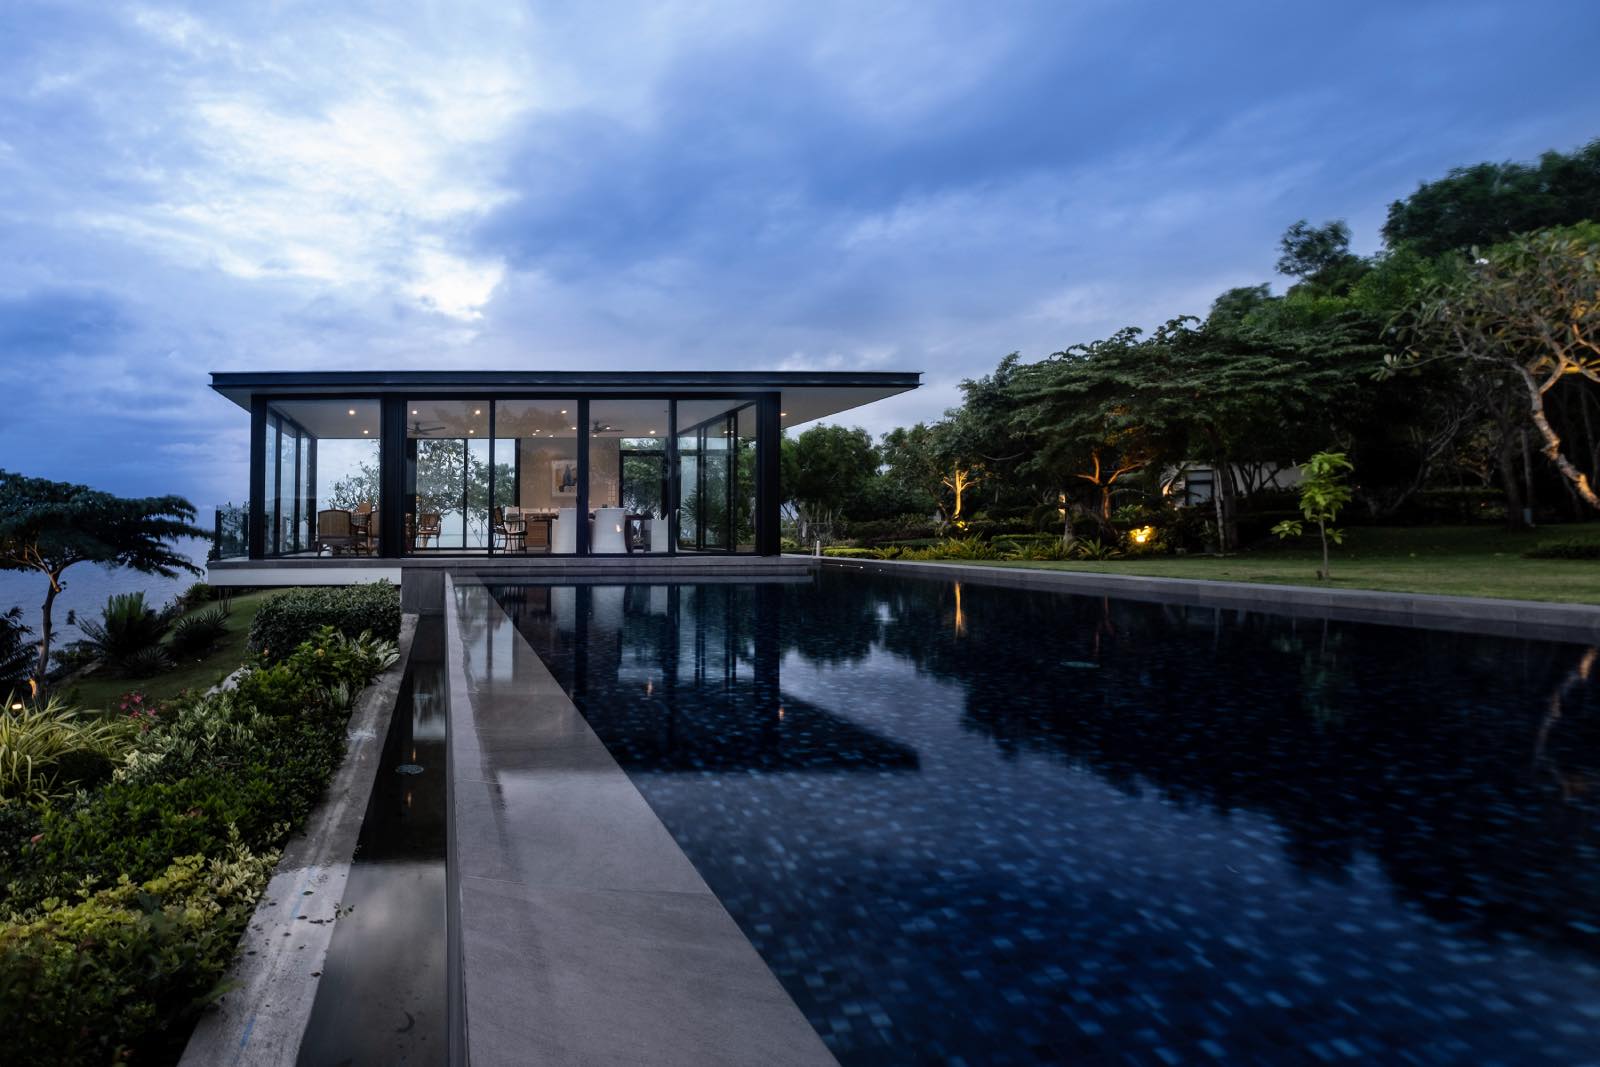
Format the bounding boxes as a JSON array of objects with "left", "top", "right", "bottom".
[
  {"left": 0, "top": 470, "right": 205, "bottom": 693},
  {"left": 0, "top": 845, "right": 276, "bottom": 1067},
  {"left": 0, "top": 696, "right": 136, "bottom": 805},
  {"left": 901, "top": 538, "right": 1003, "bottom": 561},
  {"left": 1274, "top": 452, "right": 1355, "bottom": 579},
  {"left": 782, "top": 425, "right": 880, "bottom": 527},
  {"left": 0, "top": 608, "right": 32, "bottom": 689},
  {"left": 0, "top": 623, "right": 400, "bottom": 1059},
  {"left": 247, "top": 580, "right": 401, "bottom": 662},
  {"left": 168, "top": 605, "right": 230, "bottom": 659},
  {"left": 115, "top": 644, "right": 174, "bottom": 679},
  {"left": 1383, "top": 137, "right": 1600, "bottom": 256},
  {"left": 1522, "top": 540, "right": 1600, "bottom": 560},
  {"left": 821, "top": 547, "right": 883, "bottom": 558},
  {"left": 76, "top": 592, "right": 172, "bottom": 670}
]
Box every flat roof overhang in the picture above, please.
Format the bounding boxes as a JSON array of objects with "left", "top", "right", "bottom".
[{"left": 210, "top": 369, "right": 920, "bottom": 427}]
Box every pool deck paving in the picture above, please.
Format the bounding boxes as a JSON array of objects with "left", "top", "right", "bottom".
[{"left": 443, "top": 575, "right": 837, "bottom": 1066}]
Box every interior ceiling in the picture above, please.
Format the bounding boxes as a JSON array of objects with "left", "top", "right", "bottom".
[{"left": 265, "top": 384, "right": 911, "bottom": 441}]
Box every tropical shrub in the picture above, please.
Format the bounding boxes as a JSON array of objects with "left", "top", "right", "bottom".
[
  {"left": 76, "top": 592, "right": 173, "bottom": 676},
  {"left": 168, "top": 605, "right": 230, "bottom": 659},
  {"left": 0, "top": 696, "right": 136, "bottom": 805},
  {"left": 248, "top": 581, "right": 401, "bottom": 662},
  {"left": 0, "top": 608, "right": 32, "bottom": 690},
  {"left": 821, "top": 547, "right": 886, "bottom": 559},
  {"left": 118, "top": 644, "right": 174, "bottom": 678},
  {"left": 0, "top": 845, "right": 275, "bottom": 1067},
  {"left": 1006, "top": 541, "right": 1074, "bottom": 561},
  {"left": 0, "top": 624, "right": 400, "bottom": 1061},
  {"left": 1069, "top": 540, "right": 1125, "bottom": 561},
  {"left": 900, "top": 538, "right": 1003, "bottom": 561}
]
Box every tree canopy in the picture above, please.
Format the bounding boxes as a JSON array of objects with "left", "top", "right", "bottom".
[{"left": 0, "top": 471, "right": 205, "bottom": 692}]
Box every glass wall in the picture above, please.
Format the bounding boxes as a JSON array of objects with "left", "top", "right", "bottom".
[
  {"left": 587, "top": 399, "right": 670, "bottom": 553},
  {"left": 494, "top": 399, "right": 579, "bottom": 554},
  {"left": 675, "top": 399, "right": 755, "bottom": 552},
  {"left": 405, "top": 401, "right": 491, "bottom": 551},
  {"left": 264, "top": 399, "right": 381, "bottom": 556},
  {"left": 249, "top": 392, "right": 773, "bottom": 558}
]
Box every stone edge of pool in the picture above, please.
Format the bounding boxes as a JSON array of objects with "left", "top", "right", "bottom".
[
  {"left": 179, "top": 614, "right": 419, "bottom": 1067},
  {"left": 817, "top": 557, "right": 1600, "bottom": 642},
  {"left": 442, "top": 574, "right": 838, "bottom": 1067}
]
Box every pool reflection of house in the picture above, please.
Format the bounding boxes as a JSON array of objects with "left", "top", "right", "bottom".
[
  {"left": 207, "top": 370, "right": 919, "bottom": 600},
  {"left": 496, "top": 582, "right": 920, "bottom": 773}
]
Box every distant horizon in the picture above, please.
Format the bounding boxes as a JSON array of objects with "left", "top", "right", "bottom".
[{"left": 2, "top": 1, "right": 1598, "bottom": 509}]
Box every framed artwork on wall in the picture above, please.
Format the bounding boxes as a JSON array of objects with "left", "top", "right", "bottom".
[{"left": 551, "top": 459, "right": 578, "bottom": 497}]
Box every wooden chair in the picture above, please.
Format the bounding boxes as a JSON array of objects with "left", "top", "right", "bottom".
[
  {"left": 416, "top": 512, "right": 441, "bottom": 549},
  {"left": 316, "top": 509, "right": 354, "bottom": 556},
  {"left": 349, "top": 505, "right": 376, "bottom": 555}
]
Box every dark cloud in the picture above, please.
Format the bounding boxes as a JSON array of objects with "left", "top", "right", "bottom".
[
  {"left": 0, "top": 0, "right": 1598, "bottom": 504},
  {"left": 0, "top": 289, "right": 128, "bottom": 357}
]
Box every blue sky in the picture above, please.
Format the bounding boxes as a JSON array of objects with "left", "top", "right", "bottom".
[{"left": 1, "top": 0, "right": 1597, "bottom": 507}]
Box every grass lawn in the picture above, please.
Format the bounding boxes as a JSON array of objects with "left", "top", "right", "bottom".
[
  {"left": 64, "top": 589, "right": 282, "bottom": 711},
  {"left": 958, "top": 525, "right": 1600, "bottom": 604}
]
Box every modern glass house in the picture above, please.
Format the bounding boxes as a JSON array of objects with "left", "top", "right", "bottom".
[{"left": 211, "top": 370, "right": 919, "bottom": 562}]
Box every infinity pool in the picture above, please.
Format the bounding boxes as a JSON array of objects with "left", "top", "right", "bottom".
[{"left": 491, "top": 572, "right": 1600, "bottom": 1065}]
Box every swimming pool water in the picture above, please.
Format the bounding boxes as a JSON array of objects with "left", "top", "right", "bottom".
[{"left": 492, "top": 573, "right": 1600, "bottom": 1065}]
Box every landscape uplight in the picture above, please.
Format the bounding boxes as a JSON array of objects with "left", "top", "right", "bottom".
[{"left": 1130, "top": 526, "right": 1155, "bottom": 544}]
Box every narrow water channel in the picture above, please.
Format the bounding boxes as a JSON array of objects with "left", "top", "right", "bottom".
[{"left": 298, "top": 617, "right": 448, "bottom": 1067}]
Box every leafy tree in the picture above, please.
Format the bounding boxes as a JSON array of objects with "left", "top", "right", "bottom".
[
  {"left": 1272, "top": 452, "right": 1354, "bottom": 580},
  {"left": 781, "top": 425, "right": 878, "bottom": 537},
  {"left": 878, "top": 423, "right": 945, "bottom": 514},
  {"left": 0, "top": 472, "right": 204, "bottom": 695},
  {"left": 1384, "top": 138, "right": 1600, "bottom": 257},
  {"left": 1393, "top": 223, "right": 1600, "bottom": 512},
  {"left": 1014, "top": 329, "right": 1172, "bottom": 540},
  {"left": 1278, "top": 219, "right": 1355, "bottom": 278}
]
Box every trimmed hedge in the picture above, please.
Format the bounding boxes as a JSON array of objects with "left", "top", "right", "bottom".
[{"left": 248, "top": 581, "right": 401, "bottom": 662}]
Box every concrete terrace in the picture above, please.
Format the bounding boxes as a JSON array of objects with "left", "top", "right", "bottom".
[{"left": 443, "top": 575, "right": 835, "bottom": 1066}]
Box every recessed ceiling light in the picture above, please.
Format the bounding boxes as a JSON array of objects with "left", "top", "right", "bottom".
[
  {"left": 362, "top": 429, "right": 370, "bottom": 435},
  {"left": 780, "top": 412, "right": 787, "bottom": 417},
  {"left": 474, "top": 409, "right": 481, "bottom": 416},
  {"left": 348, "top": 408, "right": 357, "bottom": 416},
  {"left": 559, "top": 409, "right": 567, "bottom": 415},
  {"left": 411, "top": 409, "right": 419, "bottom": 415}
]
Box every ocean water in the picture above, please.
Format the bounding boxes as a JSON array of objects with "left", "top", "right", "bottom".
[{"left": 0, "top": 539, "right": 211, "bottom": 639}]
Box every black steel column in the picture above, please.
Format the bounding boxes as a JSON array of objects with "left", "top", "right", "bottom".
[
  {"left": 247, "top": 395, "right": 267, "bottom": 559},
  {"left": 755, "top": 392, "right": 781, "bottom": 555},
  {"left": 576, "top": 398, "right": 590, "bottom": 555},
  {"left": 666, "top": 400, "right": 678, "bottom": 555},
  {"left": 487, "top": 402, "right": 497, "bottom": 555},
  {"left": 380, "top": 397, "right": 406, "bottom": 558}
]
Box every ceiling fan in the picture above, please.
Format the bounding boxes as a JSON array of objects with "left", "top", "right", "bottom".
[{"left": 409, "top": 419, "right": 448, "bottom": 436}]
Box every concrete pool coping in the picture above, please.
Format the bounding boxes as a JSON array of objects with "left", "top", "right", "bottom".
[
  {"left": 442, "top": 574, "right": 836, "bottom": 1066},
  {"left": 815, "top": 557, "right": 1600, "bottom": 643},
  {"left": 180, "top": 615, "right": 418, "bottom": 1067}
]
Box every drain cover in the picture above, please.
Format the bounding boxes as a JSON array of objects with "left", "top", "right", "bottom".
[{"left": 395, "top": 763, "right": 425, "bottom": 775}]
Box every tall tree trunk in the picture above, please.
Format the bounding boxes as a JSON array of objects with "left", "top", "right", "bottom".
[
  {"left": 1211, "top": 471, "right": 1227, "bottom": 554},
  {"left": 1498, "top": 434, "right": 1529, "bottom": 530},
  {"left": 34, "top": 573, "right": 60, "bottom": 697},
  {"left": 1520, "top": 429, "right": 1536, "bottom": 525}
]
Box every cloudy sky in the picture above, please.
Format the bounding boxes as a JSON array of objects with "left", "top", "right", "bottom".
[{"left": 1, "top": 0, "right": 1596, "bottom": 507}]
